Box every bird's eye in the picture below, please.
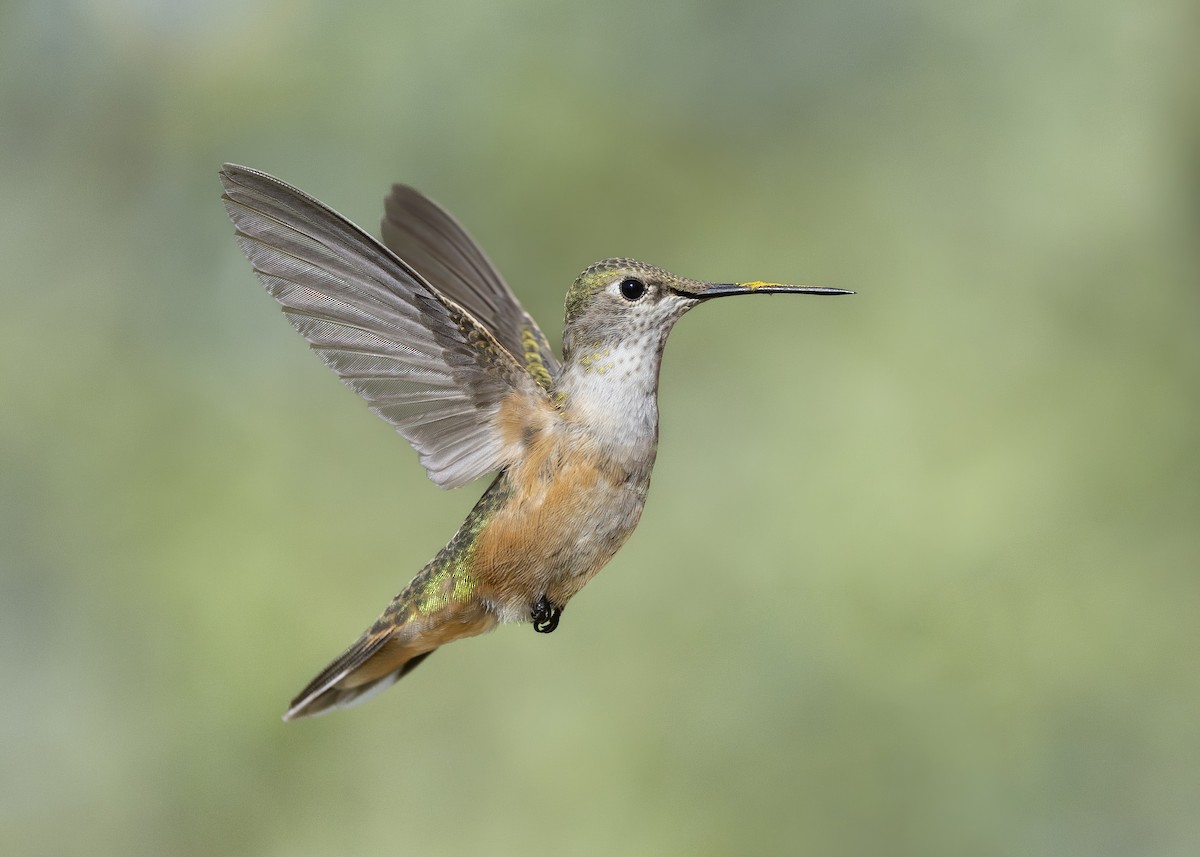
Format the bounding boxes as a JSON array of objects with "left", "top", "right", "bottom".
[{"left": 619, "top": 278, "right": 647, "bottom": 301}]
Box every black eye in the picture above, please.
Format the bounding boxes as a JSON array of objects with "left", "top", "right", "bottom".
[{"left": 619, "top": 278, "right": 646, "bottom": 301}]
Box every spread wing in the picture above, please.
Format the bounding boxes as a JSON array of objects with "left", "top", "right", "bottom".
[
  {"left": 381, "top": 184, "right": 559, "bottom": 392},
  {"left": 219, "top": 164, "right": 547, "bottom": 489}
]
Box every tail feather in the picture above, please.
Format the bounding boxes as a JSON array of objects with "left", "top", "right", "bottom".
[
  {"left": 283, "top": 635, "right": 432, "bottom": 720},
  {"left": 282, "top": 605, "right": 497, "bottom": 720}
]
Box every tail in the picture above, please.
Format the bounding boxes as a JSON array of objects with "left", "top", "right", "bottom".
[
  {"left": 282, "top": 634, "right": 433, "bottom": 720},
  {"left": 282, "top": 602, "right": 497, "bottom": 720}
]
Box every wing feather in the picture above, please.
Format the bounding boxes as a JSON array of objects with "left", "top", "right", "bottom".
[
  {"left": 380, "top": 184, "right": 560, "bottom": 391},
  {"left": 220, "top": 164, "right": 548, "bottom": 489}
]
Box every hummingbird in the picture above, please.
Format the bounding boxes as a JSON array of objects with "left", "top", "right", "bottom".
[{"left": 219, "top": 164, "right": 851, "bottom": 720}]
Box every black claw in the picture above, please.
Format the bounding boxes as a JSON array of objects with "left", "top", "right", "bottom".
[{"left": 532, "top": 595, "right": 562, "bottom": 634}]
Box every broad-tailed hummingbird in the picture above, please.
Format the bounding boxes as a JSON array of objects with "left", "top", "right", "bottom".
[{"left": 220, "top": 165, "right": 851, "bottom": 719}]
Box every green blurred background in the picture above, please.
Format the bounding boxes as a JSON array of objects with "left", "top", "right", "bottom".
[{"left": 2, "top": 1, "right": 1197, "bottom": 855}]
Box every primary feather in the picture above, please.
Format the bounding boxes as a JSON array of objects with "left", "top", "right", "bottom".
[
  {"left": 219, "top": 164, "right": 549, "bottom": 489},
  {"left": 381, "top": 184, "right": 559, "bottom": 391}
]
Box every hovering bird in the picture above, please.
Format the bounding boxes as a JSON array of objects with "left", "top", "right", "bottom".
[{"left": 219, "top": 165, "right": 851, "bottom": 719}]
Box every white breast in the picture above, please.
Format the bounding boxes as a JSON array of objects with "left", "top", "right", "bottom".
[{"left": 558, "top": 339, "right": 662, "bottom": 464}]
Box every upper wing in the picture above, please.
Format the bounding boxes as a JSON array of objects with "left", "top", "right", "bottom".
[
  {"left": 381, "top": 184, "right": 559, "bottom": 392},
  {"left": 219, "top": 164, "right": 546, "bottom": 489}
]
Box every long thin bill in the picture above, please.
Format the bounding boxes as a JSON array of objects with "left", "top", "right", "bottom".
[{"left": 698, "top": 282, "right": 854, "bottom": 298}]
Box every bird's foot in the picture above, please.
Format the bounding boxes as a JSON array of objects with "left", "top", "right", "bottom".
[{"left": 531, "top": 596, "right": 563, "bottom": 634}]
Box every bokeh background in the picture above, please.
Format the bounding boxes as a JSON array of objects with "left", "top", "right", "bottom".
[{"left": 2, "top": 1, "right": 1197, "bottom": 855}]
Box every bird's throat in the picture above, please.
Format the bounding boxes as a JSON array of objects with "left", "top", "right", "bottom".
[{"left": 557, "top": 345, "right": 662, "bottom": 466}]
